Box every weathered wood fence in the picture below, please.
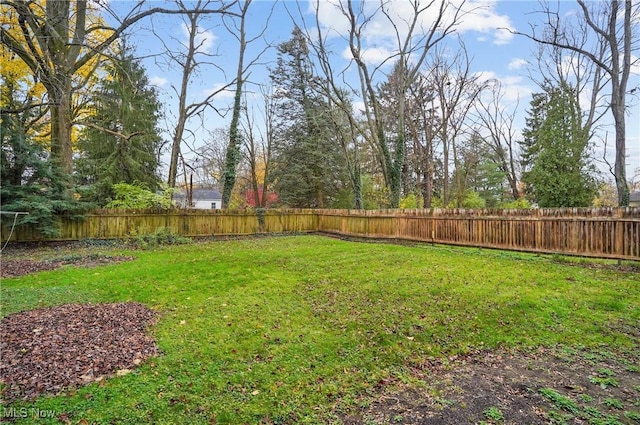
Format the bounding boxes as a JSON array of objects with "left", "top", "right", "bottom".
[
  {"left": 1, "top": 209, "right": 318, "bottom": 241},
  {"left": 318, "top": 208, "right": 640, "bottom": 260},
  {"left": 3, "top": 208, "right": 639, "bottom": 260}
]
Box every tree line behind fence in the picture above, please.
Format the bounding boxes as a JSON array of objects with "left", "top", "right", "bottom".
[{"left": 3, "top": 208, "right": 639, "bottom": 261}]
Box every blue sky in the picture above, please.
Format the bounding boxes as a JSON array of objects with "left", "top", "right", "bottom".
[{"left": 104, "top": 0, "right": 639, "bottom": 183}]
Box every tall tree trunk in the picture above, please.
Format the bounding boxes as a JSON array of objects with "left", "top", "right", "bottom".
[
  {"left": 167, "top": 118, "right": 185, "bottom": 188},
  {"left": 49, "top": 76, "right": 73, "bottom": 173},
  {"left": 610, "top": 0, "right": 631, "bottom": 206},
  {"left": 612, "top": 99, "right": 629, "bottom": 206},
  {"left": 46, "top": 0, "right": 74, "bottom": 174},
  {"left": 221, "top": 0, "right": 250, "bottom": 208},
  {"left": 221, "top": 87, "right": 243, "bottom": 208},
  {"left": 167, "top": 10, "right": 197, "bottom": 188},
  {"left": 442, "top": 134, "right": 450, "bottom": 206}
]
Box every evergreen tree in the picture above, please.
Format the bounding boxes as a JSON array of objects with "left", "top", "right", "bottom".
[
  {"left": 521, "top": 84, "right": 597, "bottom": 207},
  {"left": 1, "top": 79, "right": 91, "bottom": 238},
  {"left": 76, "top": 42, "right": 163, "bottom": 205},
  {"left": 452, "top": 134, "right": 508, "bottom": 208},
  {"left": 269, "top": 27, "right": 348, "bottom": 208}
]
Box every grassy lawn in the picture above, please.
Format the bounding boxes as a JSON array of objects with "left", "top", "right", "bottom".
[{"left": 1, "top": 235, "right": 639, "bottom": 424}]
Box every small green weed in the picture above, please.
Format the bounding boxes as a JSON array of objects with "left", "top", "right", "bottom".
[
  {"left": 540, "top": 388, "right": 579, "bottom": 414},
  {"left": 597, "top": 368, "right": 616, "bottom": 377},
  {"left": 602, "top": 398, "right": 624, "bottom": 410},
  {"left": 434, "top": 397, "right": 455, "bottom": 408},
  {"left": 625, "top": 411, "right": 640, "bottom": 421},
  {"left": 483, "top": 406, "right": 504, "bottom": 422},
  {"left": 589, "top": 376, "right": 619, "bottom": 389},
  {"left": 579, "top": 394, "right": 594, "bottom": 403},
  {"left": 547, "top": 409, "right": 573, "bottom": 424},
  {"left": 583, "top": 405, "right": 602, "bottom": 418},
  {"left": 590, "top": 415, "right": 624, "bottom": 425}
]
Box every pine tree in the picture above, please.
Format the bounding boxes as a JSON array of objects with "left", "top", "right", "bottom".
[
  {"left": 521, "top": 84, "right": 597, "bottom": 207},
  {"left": 1, "top": 78, "right": 91, "bottom": 238},
  {"left": 76, "top": 42, "right": 163, "bottom": 205},
  {"left": 269, "top": 27, "right": 348, "bottom": 208}
]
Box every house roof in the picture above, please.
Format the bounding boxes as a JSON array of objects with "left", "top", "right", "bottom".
[
  {"left": 630, "top": 192, "right": 640, "bottom": 202},
  {"left": 174, "top": 188, "right": 222, "bottom": 201}
]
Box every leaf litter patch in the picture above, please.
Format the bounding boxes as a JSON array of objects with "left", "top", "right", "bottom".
[{"left": 0, "top": 302, "right": 158, "bottom": 402}]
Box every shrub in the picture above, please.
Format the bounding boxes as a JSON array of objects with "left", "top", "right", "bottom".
[
  {"left": 399, "top": 193, "right": 419, "bottom": 209},
  {"left": 106, "top": 183, "right": 174, "bottom": 209},
  {"left": 133, "top": 227, "right": 192, "bottom": 249},
  {"left": 499, "top": 197, "right": 532, "bottom": 209}
]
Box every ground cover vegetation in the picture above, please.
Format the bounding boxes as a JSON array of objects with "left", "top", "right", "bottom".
[
  {"left": 2, "top": 1, "right": 639, "bottom": 240},
  {"left": 1, "top": 236, "right": 638, "bottom": 424}
]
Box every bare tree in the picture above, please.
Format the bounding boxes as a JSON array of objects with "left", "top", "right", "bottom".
[
  {"left": 407, "top": 74, "right": 440, "bottom": 208},
  {"left": 239, "top": 86, "right": 275, "bottom": 209},
  {"left": 305, "top": 0, "right": 466, "bottom": 207},
  {"left": 0, "top": 0, "right": 236, "bottom": 174},
  {"left": 511, "top": 0, "right": 639, "bottom": 206},
  {"left": 425, "top": 43, "right": 486, "bottom": 206},
  {"left": 474, "top": 80, "right": 521, "bottom": 201},
  {"left": 155, "top": 0, "right": 240, "bottom": 188},
  {"left": 221, "top": 0, "right": 273, "bottom": 207},
  {"left": 193, "top": 128, "right": 228, "bottom": 186}
]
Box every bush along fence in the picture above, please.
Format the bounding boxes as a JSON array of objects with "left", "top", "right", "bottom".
[{"left": 2, "top": 207, "right": 639, "bottom": 260}]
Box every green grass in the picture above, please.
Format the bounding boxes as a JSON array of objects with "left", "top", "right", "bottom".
[{"left": 1, "top": 235, "right": 639, "bottom": 424}]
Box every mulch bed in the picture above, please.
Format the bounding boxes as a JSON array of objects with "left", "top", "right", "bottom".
[
  {"left": 1, "top": 255, "right": 133, "bottom": 279},
  {"left": 0, "top": 302, "right": 159, "bottom": 402}
]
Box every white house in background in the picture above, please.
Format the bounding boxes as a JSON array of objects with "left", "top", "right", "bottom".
[{"left": 174, "top": 188, "right": 223, "bottom": 209}]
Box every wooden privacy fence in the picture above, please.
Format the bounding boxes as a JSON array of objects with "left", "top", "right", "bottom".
[
  {"left": 2, "top": 209, "right": 319, "bottom": 242},
  {"left": 317, "top": 208, "right": 640, "bottom": 260},
  {"left": 3, "top": 208, "right": 639, "bottom": 260}
]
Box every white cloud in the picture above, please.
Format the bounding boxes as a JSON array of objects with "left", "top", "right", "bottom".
[
  {"left": 308, "top": 0, "right": 351, "bottom": 37},
  {"left": 351, "top": 100, "right": 367, "bottom": 118},
  {"left": 341, "top": 45, "right": 395, "bottom": 67},
  {"left": 473, "top": 70, "right": 498, "bottom": 84},
  {"left": 150, "top": 76, "right": 168, "bottom": 87},
  {"left": 456, "top": 0, "right": 515, "bottom": 45},
  {"left": 312, "top": 0, "right": 516, "bottom": 57},
  {"left": 508, "top": 58, "right": 528, "bottom": 70},
  {"left": 502, "top": 83, "right": 532, "bottom": 103},
  {"left": 180, "top": 23, "right": 217, "bottom": 54},
  {"left": 204, "top": 82, "right": 235, "bottom": 99},
  {"left": 492, "top": 27, "right": 514, "bottom": 45},
  {"left": 474, "top": 71, "right": 533, "bottom": 103}
]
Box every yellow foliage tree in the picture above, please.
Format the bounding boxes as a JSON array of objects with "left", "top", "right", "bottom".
[
  {"left": 1, "top": 0, "right": 235, "bottom": 174},
  {"left": 1, "top": 1, "right": 111, "bottom": 154}
]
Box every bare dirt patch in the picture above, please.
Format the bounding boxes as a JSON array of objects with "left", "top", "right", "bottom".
[
  {"left": 0, "top": 303, "right": 158, "bottom": 403},
  {"left": 342, "top": 347, "right": 640, "bottom": 424}
]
